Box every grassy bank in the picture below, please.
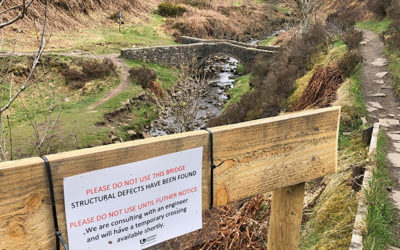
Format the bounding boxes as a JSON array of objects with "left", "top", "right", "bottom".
[
  {"left": 364, "top": 131, "right": 399, "bottom": 248},
  {"left": 364, "top": 131, "right": 400, "bottom": 248},
  {"left": 224, "top": 73, "right": 251, "bottom": 110},
  {"left": 356, "top": 19, "right": 391, "bottom": 35},
  {"left": 5, "top": 55, "right": 180, "bottom": 159},
  {"left": 124, "top": 59, "right": 180, "bottom": 90},
  {"left": 5, "top": 15, "right": 175, "bottom": 53},
  {"left": 386, "top": 50, "right": 400, "bottom": 97},
  {"left": 259, "top": 36, "right": 277, "bottom": 46},
  {"left": 300, "top": 65, "right": 367, "bottom": 249}
]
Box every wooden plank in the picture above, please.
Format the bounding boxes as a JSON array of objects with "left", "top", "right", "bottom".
[
  {"left": 267, "top": 183, "right": 305, "bottom": 250},
  {"left": 0, "top": 106, "right": 340, "bottom": 249},
  {"left": 211, "top": 106, "right": 340, "bottom": 206}
]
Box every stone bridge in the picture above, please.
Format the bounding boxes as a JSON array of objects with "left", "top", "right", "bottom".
[{"left": 120, "top": 36, "right": 277, "bottom": 69}]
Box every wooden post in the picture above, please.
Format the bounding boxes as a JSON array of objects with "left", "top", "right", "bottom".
[
  {"left": 268, "top": 183, "right": 305, "bottom": 250},
  {"left": 119, "top": 10, "right": 122, "bottom": 32}
]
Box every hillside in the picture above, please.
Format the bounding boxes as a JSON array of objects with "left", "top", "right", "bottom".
[
  {"left": 1, "top": 0, "right": 290, "bottom": 52},
  {"left": 2, "top": 0, "right": 400, "bottom": 249}
]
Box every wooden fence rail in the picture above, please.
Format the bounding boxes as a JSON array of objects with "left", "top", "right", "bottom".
[{"left": 0, "top": 106, "right": 340, "bottom": 249}]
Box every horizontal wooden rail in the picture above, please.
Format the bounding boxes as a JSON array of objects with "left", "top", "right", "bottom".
[{"left": 0, "top": 106, "right": 340, "bottom": 249}]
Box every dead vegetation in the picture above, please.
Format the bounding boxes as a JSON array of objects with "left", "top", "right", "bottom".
[
  {"left": 0, "top": 0, "right": 157, "bottom": 31},
  {"left": 129, "top": 65, "right": 157, "bottom": 89},
  {"left": 153, "top": 68, "right": 208, "bottom": 134},
  {"left": 196, "top": 195, "right": 270, "bottom": 249},
  {"left": 154, "top": 195, "right": 271, "bottom": 249},
  {"left": 292, "top": 64, "right": 344, "bottom": 111},
  {"left": 318, "top": 0, "right": 368, "bottom": 28},
  {"left": 164, "top": 0, "right": 291, "bottom": 41},
  {"left": 61, "top": 58, "right": 116, "bottom": 89}
]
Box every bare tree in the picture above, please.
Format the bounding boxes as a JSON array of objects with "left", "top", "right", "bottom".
[
  {"left": 0, "top": 0, "right": 51, "bottom": 160},
  {"left": 20, "top": 80, "right": 61, "bottom": 157},
  {"left": 153, "top": 67, "right": 209, "bottom": 134},
  {"left": 282, "top": 0, "right": 321, "bottom": 28}
]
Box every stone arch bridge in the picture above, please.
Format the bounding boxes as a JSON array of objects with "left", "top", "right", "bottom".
[{"left": 120, "top": 36, "right": 277, "bottom": 69}]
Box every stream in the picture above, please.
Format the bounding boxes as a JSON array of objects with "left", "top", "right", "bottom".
[
  {"left": 149, "top": 55, "right": 239, "bottom": 136},
  {"left": 148, "top": 31, "right": 286, "bottom": 136}
]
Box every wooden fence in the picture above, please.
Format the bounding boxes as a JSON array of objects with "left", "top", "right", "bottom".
[{"left": 0, "top": 106, "right": 340, "bottom": 249}]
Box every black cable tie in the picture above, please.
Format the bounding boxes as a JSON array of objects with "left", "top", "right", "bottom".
[
  {"left": 202, "top": 128, "right": 224, "bottom": 209},
  {"left": 41, "top": 156, "right": 69, "bottom": 250}
]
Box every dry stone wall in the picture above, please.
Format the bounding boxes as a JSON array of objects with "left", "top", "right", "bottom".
[{"left": 121, "top": 37, "right": 275, "bottom": 68}]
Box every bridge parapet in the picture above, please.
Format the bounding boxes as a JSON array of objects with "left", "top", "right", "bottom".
[
  {"left": 178, "top": 36, "right": 280, "bottom": 51},
  {"left": 121, "top": 40, "right": 275, "bottom": 69}
]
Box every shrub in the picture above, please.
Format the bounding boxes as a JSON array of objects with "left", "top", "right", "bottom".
[
  {"left": 129, "top": 65, "right": 157, "bottom": 89},
  {"left": 385, "top": 18, "right": 400, "bottom": 50},
  {"left": 84, "top": 58, "right": 115, "bottom": 78},
  {"left": 61, "top": 68, "right": 87, "bottom": 87},
  {"left": 387, "top": 0, "right": 400, "bottom": 18},
  {"left": 343, "top": 29, "right": 363, "bottom": 51},
  {"left": 157, "top": 2, "right": 186, "bottom": 17},
  {"left": 54, "top": 0, "right": 69, "bottom": 10},
  {"left": 366, "top": 0, "right": 391, "bottom": 18},
  {"left": 209, "top": 23, "right": 330, "bottom": 126},
  {"left": 62, "top": 59, "right": 116, "bottom": 89},
  {"left": 82, "top": 58, "right": 116, "bottom": 79},
  {"left": 338, "top": 50, "right": 362, "bottom": 77},
  {"left": 325, "top": 0, "right": 365, "bottom": 33},
  {"left": 109, "top": 11, "right": 120, "bottom": 21},
  {"left": 183, "top": 0, "right": 211, "bottom": 9}
]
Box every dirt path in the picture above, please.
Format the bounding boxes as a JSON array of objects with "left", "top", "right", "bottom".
[
  {"left": 0, "top": 51, "right": 131, "bottom": 110},
  {"left": 361, "top": 29, "right": 400, "bottom": 235},
  {"left": 85, "top": 53, "right": 130, "bottom": 110}
]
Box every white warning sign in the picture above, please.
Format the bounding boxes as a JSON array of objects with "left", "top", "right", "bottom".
[{"left": 63, "top": 147, "right": 203, "bottom": 249}]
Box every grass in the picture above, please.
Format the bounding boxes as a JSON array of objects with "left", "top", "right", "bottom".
[
  {"left": 300, "top": 131, "right": 367, "bottom": 249},
  {"left": 385, "top": 49, "right": 400, "bottom": 98},
  {"left": 124, "top": 59, "right": 180, "bottom": 90},
  {"left": 5, "top": 15, "right": 175, "bottom": 53},
  {"left": 258, "top": 36, "right": 277, "bottom": 46},
  {"left": 224, "top": 74, "right": 251, "bottom": 110},
  {"left": 300, "top": 64, "right": 368, "bottom": 249},
  {"left": 348, "top": 65, "right": 367, "bottom": 117},
  {"left": 3, "top": 53, "right": 182, "bottom": 159},
  {"left": 356, "top": 19, "right": 391, "bottom": 35},
  {"left": 276, "top": 6, "right": 291, "bottom": 14},
  {"left": 364, "top": 131, "right": 400, "bottom": 249}
]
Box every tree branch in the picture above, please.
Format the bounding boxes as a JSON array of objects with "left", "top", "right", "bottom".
[
  {"left": 0, "top": 0, "right": 34, "bottom": 29},
  {"left": 0, "top": 0, "right": 48, "bottom": 113}
]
